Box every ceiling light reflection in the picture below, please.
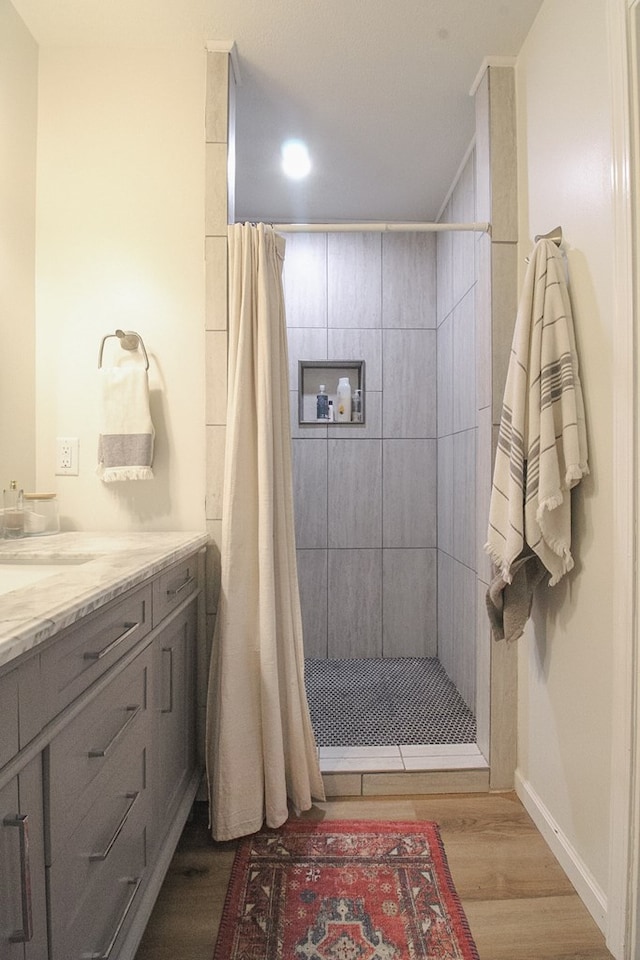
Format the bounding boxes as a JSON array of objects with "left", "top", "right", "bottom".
[{"left": 281, "top": 139, "right": 311, "bottom": 180}]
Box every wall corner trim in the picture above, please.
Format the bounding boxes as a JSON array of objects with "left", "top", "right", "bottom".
[
  {"left": 515, "top": 770, "right": 608, "bottom": 934},
  {"left": 469, "top": 55, "right": 517, "bottom": 97},
  {"left": 605, "top": 1, "right": 638, "bottom": 956},
  {"left": 205, "top": 39, "right": 241, "bottom": 85}
]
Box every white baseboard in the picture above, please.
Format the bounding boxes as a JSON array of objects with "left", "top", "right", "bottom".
[{"left": 515, "top": 769, "right": 608, "bottom": 934}]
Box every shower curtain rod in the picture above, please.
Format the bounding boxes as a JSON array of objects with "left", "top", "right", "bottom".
[{"left": 271, "top": 220, "right": 491, "bottom": 234}]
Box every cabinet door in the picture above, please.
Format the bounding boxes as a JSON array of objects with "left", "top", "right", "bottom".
[
  {"left": 0, "top": 777, "right": 23, "bottom": 960},
  {"left": 154, "top": 603, "right": 196, "bottom": 837},
  {"left": 152, "top": 555, "right": 199, "bottom": 628},
  {"left": 0, "top": 758, "right": 48, "bottom": 960}
]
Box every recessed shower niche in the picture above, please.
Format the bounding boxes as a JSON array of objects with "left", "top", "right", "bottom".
[{"left": 298, "top": 359, "right": 365, "bottom": 424}]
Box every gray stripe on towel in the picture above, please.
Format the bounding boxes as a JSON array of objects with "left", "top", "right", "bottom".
[{"left": 99, "top": 434, "right": 153, "bottom": 467}]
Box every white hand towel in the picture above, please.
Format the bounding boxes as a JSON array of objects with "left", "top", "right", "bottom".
[{"left": 96, "top": 366, "right": 155, "bottom": 482}]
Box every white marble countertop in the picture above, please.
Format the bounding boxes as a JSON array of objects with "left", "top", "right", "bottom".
[{"left": 0, "top": 531, "right": 209, "bottom": 670}]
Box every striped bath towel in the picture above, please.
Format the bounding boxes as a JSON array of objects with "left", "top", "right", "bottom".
[
  {"left": 96, "top": 365, "right": 155, "bottom": 482},
  {"left": 485, "top": 238, "right": 588, "bottom": 586}
]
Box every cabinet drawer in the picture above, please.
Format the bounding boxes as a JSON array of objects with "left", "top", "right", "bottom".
[
  {"left": 41, "top": 583, "right": 152, "bottom": 716},
  {"left": 0, "top": 668, "right": 18, "bottom": 768},
  {"left": 49, "top": 759, "right": 147, "bottom": 960},
  {"left": 48, "top": 645, "right": 150, "bottom": 857},
  {"left": 16, "top": 654, "right": 43, "bottom": 749},
  {"left": 0, "top": 657, "right": 44, "bottom": 768},
  {"left": 152, "top": 553, "right": 199, "bottom": 626}
]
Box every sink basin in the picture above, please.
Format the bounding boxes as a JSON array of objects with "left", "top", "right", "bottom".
[{"left": 0, "top": 557, "right": 91, "bottom": 597}]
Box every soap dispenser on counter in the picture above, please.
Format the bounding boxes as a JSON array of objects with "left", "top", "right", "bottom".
[{"left": 3, "top": 480, "right": 24, "bottom": 538}]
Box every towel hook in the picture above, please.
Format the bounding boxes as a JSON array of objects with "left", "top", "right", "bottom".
[
  {"left": 98, "top": 329, "right": 149, "bottom": 370},
  {"left": 534, "top": 225, "right": 563, "bottom": 246},
  {"left": 525, "top": 226, "right": 563, "bottom": 263}
]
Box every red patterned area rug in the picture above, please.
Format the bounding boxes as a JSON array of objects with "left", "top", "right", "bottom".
[{"left": 213, "top": 819, "right": 480, "bottom": 959}]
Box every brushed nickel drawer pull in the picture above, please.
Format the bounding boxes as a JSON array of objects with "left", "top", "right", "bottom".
[
  {"left": 3, "top": 814, "right": 34, "bottom": 943},
  {"left": 89, "top": 792, "right": 139, "bottom": 862},
  {"left": 166, "top": 575, "right": 195, "bottom": 599},
  {"left": 84, "top": 876, "right": 142, "bottom": 959},
  {"left": 83, "top": 621, "right": 140, "bottom": 661},
  {"left": 88, "top": 704, "right": 141, "bottom": 758},
  {"left": 161, "top": 647, "right": 173, "bottom": 714}
]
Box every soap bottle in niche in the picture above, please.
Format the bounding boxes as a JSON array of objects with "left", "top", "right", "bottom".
[
  {"left": 352, "top": 388, "right": 363, "bottom": 423},
  {"left": 336, "top": 377, "right": 352, "bottom": 422},
  {"left": 327, "top": 399, "right": 334, "bottom": 422},
  {"left": 316, "top": 384, "right": 329, "bottom": 420},
  {"left": 3, "top": 480, "right": 24, "bottom": 538}
]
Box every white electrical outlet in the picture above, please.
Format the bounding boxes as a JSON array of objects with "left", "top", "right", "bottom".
[{"left": 56, "top": 437, "right": 79, "bottom": 476}]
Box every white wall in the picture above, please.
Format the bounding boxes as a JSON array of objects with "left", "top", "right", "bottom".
[
  {"left": 0, "top": 0, "right": 38, "bottom": 490},
  {"left": 34, "top": 45, "right": 207, "bottom": 531},
  {"left": 515, "top": 0, "right": 615, "bottom": 918}
]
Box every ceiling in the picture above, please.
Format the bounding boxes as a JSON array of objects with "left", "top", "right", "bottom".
[{"left": 11, "top": 0, "right": 543, "bottom": 223}]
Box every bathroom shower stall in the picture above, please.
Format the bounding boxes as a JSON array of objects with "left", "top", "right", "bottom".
[
  {"left": 204, "top": 51, "right": 519, "bottom": 789},
  {"left": 283, "top": 149, "right": 485, "bottom": 754}
]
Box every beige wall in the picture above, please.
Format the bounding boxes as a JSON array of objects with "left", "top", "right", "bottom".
[
  {"left": 515, "top": 0, "right": 615, "bottom": 912},
  {"left": 33, "top": 44, "right": 207, "bottom": 531},
  {"left": 0, "top": 0, "right": 38, "bottom": 490}
]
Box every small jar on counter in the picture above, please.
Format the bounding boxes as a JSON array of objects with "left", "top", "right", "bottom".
[{"left": 23, "top": 493, "right": 60, "bottom": 536}]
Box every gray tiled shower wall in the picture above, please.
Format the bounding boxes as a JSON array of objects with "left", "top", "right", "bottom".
[
  {"left": 436, "top": 150, "right": 478, "bottom": 713},
  {"left": 285, "top": 151, "right": 478, "bottom": 712}
]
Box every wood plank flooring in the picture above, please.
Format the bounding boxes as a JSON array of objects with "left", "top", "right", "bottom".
[{"left": 133, "top": 792, "right": 614, "bottom": 960}]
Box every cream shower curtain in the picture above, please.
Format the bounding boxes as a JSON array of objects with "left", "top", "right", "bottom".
[{"left": 206, "top": 222, "right": 325, "bottom": 842}]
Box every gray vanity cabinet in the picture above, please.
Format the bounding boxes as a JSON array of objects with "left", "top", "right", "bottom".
[
  {"left": 0, "top": 544, "right": 204, "bottom": 960},
  {"left": 0, "top": 757, "right": 48, "bottom": 960}
]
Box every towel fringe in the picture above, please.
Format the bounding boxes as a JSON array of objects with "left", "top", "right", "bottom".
[
  {"left": 535, "top": 510, "right": 574, "bottom": 584},
  {"left": 566, "top": 462, "right": 589, "bottom": 487},
  {"left": 98, "top": 466, "right": 155, "bottom": 482},
  {"left": 483, "top": 541, "right": 515, "bottom": 585},
  {"left": 548, "top": 554, "right": 574, "bottom": 586},
  {"left": 536, "top": 493, "right": 564, "bottom": 519}
]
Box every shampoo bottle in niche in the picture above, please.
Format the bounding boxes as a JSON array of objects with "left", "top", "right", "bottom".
[
  {"left": 316, "top": 384, "right": 329, "bottom": 420},
  {"left": 352, "top": 388, "right": 363, "bottom": 423},
  {"left": 336, "top": 377, "right": 352, "bottom": 422}
]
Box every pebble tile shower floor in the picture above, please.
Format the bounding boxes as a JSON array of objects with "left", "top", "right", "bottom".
[{"left": 304, "top": 657, "right": 476, "bottom": 747}]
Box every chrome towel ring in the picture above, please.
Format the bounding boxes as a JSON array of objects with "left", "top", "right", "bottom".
[{"left": 98, "top": 329, "right": 149, "bottom": 370}]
